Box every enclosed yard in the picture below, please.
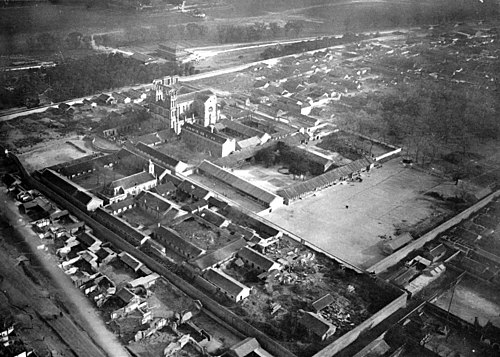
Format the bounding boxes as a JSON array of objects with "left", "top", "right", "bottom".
[
  {"left": 219, "top": 236, "right": 400, "bottom": 356},
  {"left": 19, "top": 136, "right": 92, "bottom": 171},
  {"left": 232, "top": 164, "right": 302, "bottom": 193},
  {"left": 263, "top": 158, "right": 451, "bottom": 269},
  {"left": 432, "top": 274, "right": 500, "bottom": 328}
]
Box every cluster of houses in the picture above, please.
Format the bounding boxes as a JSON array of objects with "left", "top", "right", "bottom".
[
  {"left": 30, "top": 207, "right": 180, "bottom": 343},
  {"left": 0, "top": 321, "right": 34, "bottom": 357}
]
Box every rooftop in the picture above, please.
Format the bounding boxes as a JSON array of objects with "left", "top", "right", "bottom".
[{"left": 204, "top": 268, "right": 250, "bottom": 297}]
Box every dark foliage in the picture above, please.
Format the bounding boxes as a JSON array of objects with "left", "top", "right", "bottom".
[{"left": 0, "top": 53, "right": 183, "bottom": 109}]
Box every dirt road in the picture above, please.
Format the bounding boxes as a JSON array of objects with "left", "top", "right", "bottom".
[{"left": 0, "top": 187, "right": 130, "bottom": 357}]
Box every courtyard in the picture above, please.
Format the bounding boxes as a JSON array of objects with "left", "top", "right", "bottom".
[{"left": 262, "top": 158, "right": 451, "bottom": 269}]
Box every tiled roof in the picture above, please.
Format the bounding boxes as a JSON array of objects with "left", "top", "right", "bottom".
[
  {"left": 119, "top": 252, "right": 142, "bottom": 270},
  {"left": 198, "top": 208, "right": 227, "bottom": 227},
  {"left": 135, "top": 142, "right": 185, "bottom": 169},
  {"left": 191, "top": 238, "right": 247, "bottom": 271},
  {"left": 156, "top": 226, "right": 205, "bottom": 258},
  {"left": 77, "top": 232, "right": 100, "bottom": 247},
  {"left": 178, "top": 180, "right": 209, "bottom": 200},
  {"left": 106, "top": 197, "right": 135, "bottom": 212},
  {"left": 237, "top": 246, "right": 279, "bottom": 271},
  {"left": 198, "top": 160, "right": 280, "bottom": 206},
  {"left": 299, "top": 312, "right": 336, "bottom": 338},
  {"left": 204, "top": 268, "right": 249, "bottom": 297},
  {"left": 278, "top": 157, "right": 373, "bottom": 201},
  {"left": 153, "top": 182, "right": 177, "bottom": 196},
  {"left": 312, "top": 293, "right": 334, "bottom": 312},
  {"left": 135, "top": 191, "right": 172, "bottom": 212},
  {"left": 220, "top": 119, "right": 266, "bottom": 139},
  {"left": 228, "top": 337, "right": 260, "bottom": 357},
  {"left": 182, "top": 123, "right": 232, "bottom": 145},
  {"left": 109, "top": 171, "right": 156, "bottom": 191},
  {"left": 237, "top": 136, "right": 261, "bottom": 150}
]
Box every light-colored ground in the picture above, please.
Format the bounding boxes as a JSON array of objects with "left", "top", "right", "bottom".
[
  {"left": 433, "top": 276, "right": 500, "bottom": 328},
  {"left": 19, "top": 136, "right": 93, "bottom": 171},
  {"left": 261, "top": 158, "right": 448, "bottom": 269},
  {"left": 232, "top": 164, "right": 300, "bottom": 193}
]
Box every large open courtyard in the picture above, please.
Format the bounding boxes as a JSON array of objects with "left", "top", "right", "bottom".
[{"left": 261, "top": 158, "right": 451, "bottom": 269}]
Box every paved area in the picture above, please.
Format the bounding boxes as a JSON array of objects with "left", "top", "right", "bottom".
[{"left": 262, "top": 159, "right": 447, "bottom": 269}]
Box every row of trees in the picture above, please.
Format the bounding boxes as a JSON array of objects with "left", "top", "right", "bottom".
[
  {"left": 260, "top": 33, "right": 369, "bottom": 60},
  {"left": 0, "top": 53, "right": 184, "bottom": 109},
  {"left": 336, "top": 80, "right": 499, "bottom": 178}
]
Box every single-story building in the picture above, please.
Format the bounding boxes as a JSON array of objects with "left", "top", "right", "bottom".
[
  {"left": 204, "top": 268, "right": 251, "bottom": 302},
  {"left": 299, "top": 311, "right": 337, "bottom": 341}
]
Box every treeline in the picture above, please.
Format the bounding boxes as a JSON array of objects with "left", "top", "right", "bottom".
[
  {"left": 255, "top": 142, "right": 325, "bottom": 177},
  {"left": 0, "top": 53, "right": 183, "bottom": 109},
  {"left": 94, "top": 20, "right": 306, "bottom": 48},
  {"left": 338, "top": 81, "right": 499, "bottom": 177},
  {"left": 260, "top": 33, "right": 370, "bottom": 60}
]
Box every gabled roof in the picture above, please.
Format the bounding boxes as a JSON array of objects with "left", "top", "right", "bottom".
[
  {"left": 182, "top": 199, "right": 209, "bottom": 213},
  {"left": 108, "top": 171, "right": 156, "bottom": 191},
  {"left": 191, "top": 238, "right": 247, "bottom": 271},
  {"left": 300, "top": 312, "right": 336, "bottom": 338},
  {"left": 278, "top": 157, "right": 373, "bottom": 201},
  {"left": 237, "top": 136, "right": 261, "bottom": 150},
  {"left": 195, "top": 89, "right": 216, "bottom": 103},
  {"left": 198, "top": 161, "right": 280, "bottom": 206},
  {"left": 208, "top": 196, "right": 230, "bottom": 210},
  {"left": 119, "top": 252, "right": 142, "bottom": 271},
  {"left": 182, "top": 123, "right": 233, "bottom": 145},
  {"left": 228, "top": 337, "right": 260, "bottom": 357},
  {"left": 116, "top": 287, "right": 136, "bottom": 304},
  {"left": 198, "top": 208, "right": 227, "bottom": 227},
  {"left": 156, "top": 226, "right": 205, "bottom": 258},
  {"left": 237, "top": 246, "right": 279, "bottom": 271},
  {"left": 204, "top": 268, "right": 249, "bottom": 297},
  {"left": 428, "top": 243, "right": 446, "bottom": 259},
  {"left": 105, "top": 197, "right": 135, "bottom": 212},
  {"left": 178, "top": 180, "right": 209, "bottom": 200},
  {"left": 77, "top": 232, "right": 100, "bottom": 248},
  {"left": 153, "top": 182, "right": 177, "bottom": 196},
  {"left": 135, "top": 142, "right": 185, "bottom": 169},
  {"left": 135, "top": 191, "right": 172, "bottom": 213},
  {"left": 220, "top": 119, "right": 266, "bottom": 139},
  {"left": 312, "top": 293, "right": 334, "bottom": 312}
]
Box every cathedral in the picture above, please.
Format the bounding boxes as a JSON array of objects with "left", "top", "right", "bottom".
[{"left": 149, "top": 76, "right": 219, "bottom": 134}]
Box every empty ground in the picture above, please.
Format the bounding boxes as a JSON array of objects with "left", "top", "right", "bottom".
[
  {"left": 232, "top": 164, "right": 299, "bottom": 193},
  {"left": 433, "top": 275, "right": 500, "bottom": 328},
  {"left": 19, "top": 136, "right": 93, "bottom": 171},
  {"left": 262, "top": 158, "right": 450, "bottom": 269}
]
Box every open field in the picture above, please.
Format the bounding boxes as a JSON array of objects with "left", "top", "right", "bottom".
[
  {"left": 433, "top": 275, "right": 500, "bottom": 328},
  {"left": 232, "top": 164, "right": 301, "bottom": 193},
  {"left": 18, "top": 136, "right": 92, "bottom": 171},
  {"left": 262, "top": 158, "right": 451, "bottom": 269}
]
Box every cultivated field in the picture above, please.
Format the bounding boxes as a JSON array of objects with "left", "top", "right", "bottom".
[{"left": 262, "top": 158, "right": 451, "bottom": 269}]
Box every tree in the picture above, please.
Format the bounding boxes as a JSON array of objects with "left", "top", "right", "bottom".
[
  {"left": 65, "top": 32, "right": 83, "bottom": 49},
  {"left": 37, "top": 33, "right": 57, "bottom": 51}
]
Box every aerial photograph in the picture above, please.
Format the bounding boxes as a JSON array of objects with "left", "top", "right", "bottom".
[{"left": 0, "top": 0, "right": 499, "bottom": 356}]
